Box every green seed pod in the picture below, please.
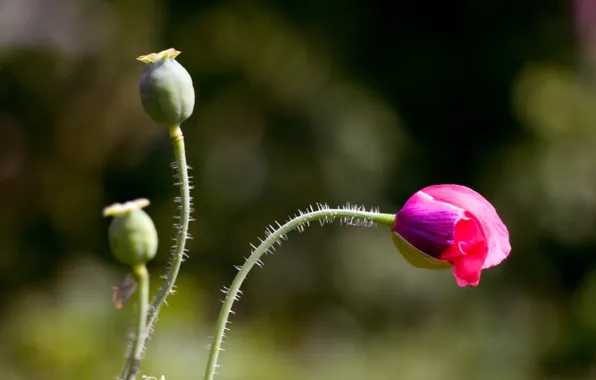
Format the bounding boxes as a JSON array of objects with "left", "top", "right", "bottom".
[
  {"left": 138, "top": 48, "right": 195, "bottom": 126},
  {"left": 103, "top": 198, "right": 158, "bottom": 267}
]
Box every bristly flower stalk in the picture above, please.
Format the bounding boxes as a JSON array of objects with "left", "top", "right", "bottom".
[{"left": 203, "top": 204, "right": 395, "bottom": 380}]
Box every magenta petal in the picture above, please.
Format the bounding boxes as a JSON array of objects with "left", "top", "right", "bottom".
[
  {"left": 453, "top": 253, "right": 485, "bottom": 286},
  {"left": 393, "top": 191, "right": 466, "bottom": 258},
  {"left": 440, "top": 216, "right": 488, "bottom": 286},
  {"left": 421, "top": 185, "right": 510, "bottom": 269}
]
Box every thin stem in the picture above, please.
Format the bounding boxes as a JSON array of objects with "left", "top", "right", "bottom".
[
  {"left": 146, "top": 124, "right": 192, "bottom": 335},
  {"left": 203, "top": 207, "right": 395, "bottom": 380},
  {"left": 123, "top": 264, "right": 149, "bottom": 380},
  {"left": 119, "top": 124, "right": 192, "bottom": 380}
]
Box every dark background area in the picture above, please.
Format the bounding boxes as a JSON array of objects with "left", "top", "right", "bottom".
[{"left": 0, "top": 0, "right": 595, "bottom": 379}]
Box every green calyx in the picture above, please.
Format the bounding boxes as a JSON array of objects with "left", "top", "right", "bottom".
[
  {"left": 391, "top": 232, "right": 452, "bottom": 270},
  {"left": 138, "top": 48, "right": 195, "bottom": 126},
  {"left": 104, "top": 198, "right": 158, "bottom": 267}
]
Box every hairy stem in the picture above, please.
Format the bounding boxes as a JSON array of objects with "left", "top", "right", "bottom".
[
  {"left": 122, "top": 124, "right": 191, "bottom": 379},
  {"left": 147, "top": 124, "right": 192, "bottom": 326},
  {"left": 122, "top": 264, "right": 149, "bottom": 380},
  {"left": 203, "top": 207, "right": 395, "bottom": 380}
]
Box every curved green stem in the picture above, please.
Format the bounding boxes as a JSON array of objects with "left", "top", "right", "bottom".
[
  {"left": 146, "top": 124, "right": 192, "bottom": 331},
  {"left": 122, "top": 264, "right": 149, "bottom": 380},
  {"left": 203, "top": 207, "right": 395, "bottom": 380}
]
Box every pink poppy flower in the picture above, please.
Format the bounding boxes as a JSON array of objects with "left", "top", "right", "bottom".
[{"left": 391, "top": 184, "right": 510, "bottom": 287}]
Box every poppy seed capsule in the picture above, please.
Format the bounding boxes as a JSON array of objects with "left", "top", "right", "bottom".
[
  {"left": 103, "top": 199, "right": 158, "bottom": 267},
  {"left": 138, "top": 48, "right": 195, "bottom": 126}
]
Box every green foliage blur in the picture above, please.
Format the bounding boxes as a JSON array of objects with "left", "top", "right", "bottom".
[{"left": 0, "top": 0, "right": 595, "bottom": 379}]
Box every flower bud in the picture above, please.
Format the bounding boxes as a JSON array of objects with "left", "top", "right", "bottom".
[
  {"left": 391, "top": 184, "right": 511, "bottom": 287},
  {"left": 103, "top": 198, "right": 158, "bottom": 267},
  {"left": 137, "top": 48, "right": 195, "bottom": 126}
]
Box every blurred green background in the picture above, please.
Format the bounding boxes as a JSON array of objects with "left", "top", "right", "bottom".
[{"left": 0, "top": 0, "right": 595, "bottom": 379}]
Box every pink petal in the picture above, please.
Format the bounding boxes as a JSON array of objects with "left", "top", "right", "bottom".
[
  {"left": 453, "top": 252, "right": 485, "bottom": 287},
  {"left": 440, "top": 215, "right": 488, "bottom": 286},
  {"left": 421, "top": 185, "right": 510, "bottom": 269}
]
